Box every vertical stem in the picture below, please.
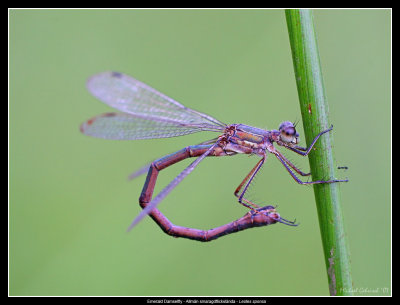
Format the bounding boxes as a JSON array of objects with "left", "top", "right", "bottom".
[{"left": 285, "top": 9, "right": 353, "bottom": 295}]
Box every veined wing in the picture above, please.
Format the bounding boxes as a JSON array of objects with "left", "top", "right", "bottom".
[
  {"left": 86, "top": 71, "right": 226, "bottom": 130},
  {"left": 80, "top": 112, "right": 219, "bottom": 140}
]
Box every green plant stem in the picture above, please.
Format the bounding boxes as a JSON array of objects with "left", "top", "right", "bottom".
[{"left": 285, "top": 9, "right": 352, "bottom": 296}]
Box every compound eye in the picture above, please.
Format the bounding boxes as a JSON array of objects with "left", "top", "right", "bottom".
[{"left": 284, "top": 127, "right": 296, "bottom": 136}]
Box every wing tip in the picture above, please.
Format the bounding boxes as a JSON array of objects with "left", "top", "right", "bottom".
[
  {"left": 110, "top": 71, "right": 123, "bottom": 78},
  {"left": 86, "top": 71, "right": 124, "bottom": 90},
  {"left": 79, "top": 118, "right": 93, "bottom": 134},
  {"left": 80, "top": 112, "right": 118, "bottom": 135}
]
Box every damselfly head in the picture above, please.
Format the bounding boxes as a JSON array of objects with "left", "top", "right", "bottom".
[{"left": 279, "top": 121, "right": 299, "bottom": 145}]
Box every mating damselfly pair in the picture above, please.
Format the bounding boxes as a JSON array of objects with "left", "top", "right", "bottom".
[{"left": 80, "top": 71, "right": 347, "bottom": 242}]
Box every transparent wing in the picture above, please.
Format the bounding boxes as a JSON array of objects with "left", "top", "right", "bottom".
[
  {"left": 80, "top": 112, "right": 214, "bottom": 140},
  {"left": 86, "top": 71, "right": 226, "bottom": 131}
]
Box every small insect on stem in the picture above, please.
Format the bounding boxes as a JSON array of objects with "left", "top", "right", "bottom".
[{"left": 80, "top": 71, "right": 347, "bottom": 241}]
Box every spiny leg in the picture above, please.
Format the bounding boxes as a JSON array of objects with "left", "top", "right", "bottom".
[
  {"left": 274, "top": 149, "right": 311, "bottom": 177},
  {"left": 285, "top": 125, "right": 333, "bottom": 156},
  {"left": 234, "top": 157, "right": 266, "bottom": 211},
  {"left": 273, "top": 152, "right": 348, "bottom": 185},
  {"left": 233, "top": 159, "right": 263, "bottom": 209}
]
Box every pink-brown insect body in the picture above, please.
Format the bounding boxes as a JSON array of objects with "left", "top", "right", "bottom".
[{"left": 81, "top": 71, "right": 347, "bottom": 241}]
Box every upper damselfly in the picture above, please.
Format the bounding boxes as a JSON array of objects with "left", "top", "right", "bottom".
[{"left": 81, "top": 71, "right": 347, "bottom": 240}]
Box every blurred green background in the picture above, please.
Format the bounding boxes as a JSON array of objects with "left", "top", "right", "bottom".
[{"left": 9, "top": 9, "right": 391, "bottom": 296}]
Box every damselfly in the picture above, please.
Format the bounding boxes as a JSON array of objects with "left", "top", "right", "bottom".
[{"left": 80, "top": 71, "right": 347, "bottom": 240}]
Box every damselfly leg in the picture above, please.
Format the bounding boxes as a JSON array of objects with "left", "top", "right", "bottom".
[
  {"left": 271, "top": 124, "right": 348, "bottom": 185},
  {"left": 283, "top": 125, "right": 333, "bottom": 156},
  {"left": 234, "top": 157, "right": 265, "bottom": 211}
]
